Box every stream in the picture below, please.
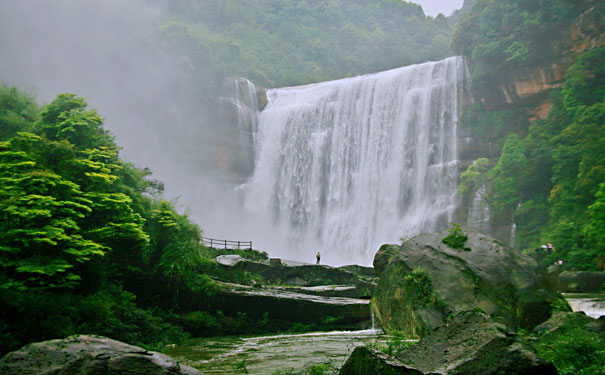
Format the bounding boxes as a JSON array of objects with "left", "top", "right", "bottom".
[
  {"left": 167, "top": 294, "right": 604, "bottom": 374},
  {"left": 165, "top": 329, "right": 388, "bottom": 374},
  {"left": 564, "top": 293, "right": 605, "bottom": 319}
]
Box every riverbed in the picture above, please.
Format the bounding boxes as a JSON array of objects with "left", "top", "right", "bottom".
[{"left": 166, "top": 329, "right": 389, "bottom": 374}]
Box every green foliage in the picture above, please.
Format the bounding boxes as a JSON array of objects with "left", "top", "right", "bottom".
[
  {"left": 0, "top": 84, "right": 38, "bottom": 141},
  {"left": 457, "top": 157, "right": 491, "bottom": 199},
  {"left": 156, "top": 0, "right": 453, "bottom": 90},
  {"left": 456, "top": 44, "right": 604, "bottom": 266},
  {"left": 232, "top": 356, "right": 249, "bottom": 374},
  {"left": 531, "top": 328, "right": 605, "bottom": 375},
  {"left": 0, "top": 88, "right": 218, "bottom": 354},
  {"left": 403, "top": 268, "right": 444, "bottom": 308},
  {"left": 0, "top": 285, "right": 188, "bottom": 355},
  {"left": 452, "top": 0, "right": 594, "bottom": 89},
  {"left": 442, "top": 224, "right": 471, "bottom": 251}
]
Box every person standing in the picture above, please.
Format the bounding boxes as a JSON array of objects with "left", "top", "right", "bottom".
[{"left": 316, "top": 251, "right": 321, "bottom": 265}]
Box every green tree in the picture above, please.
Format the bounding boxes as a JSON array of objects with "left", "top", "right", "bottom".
[
  {"left": 0, "top": 84, "right": 38, "bottom": 141},
  {"left": 0, "top": 133, "right": 104, "bottom": 291}
]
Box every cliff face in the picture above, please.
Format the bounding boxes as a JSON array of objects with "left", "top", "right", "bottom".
[
  {"left": 477, "top": 6, "right": 604, "bottom": 110},
  {"left": 454, "top": 6, "right": 604, "bottom": 247},
  {"left": 215, "top": 77, "right": 267, "bottom": 181}
]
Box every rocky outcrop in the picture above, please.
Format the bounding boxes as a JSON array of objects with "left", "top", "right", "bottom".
[
  {"left": 216, "top": 77, "right": 268, "bottom": 179},
  {"left": 0, "top": 335, "right": 202, "bottom": 375},
  {"left": 206, "top": 256, "right": 376, "bottom": 330},
  {"left": 216, "top": 255, "right": 377, "bottom": 288},
  {"left": 340, "top": 311, "right": 557, "bottom": 375},
  {"left": 477, "top": 6, "right": 604, "bottom": 108},
  {"left": 209, "top": 281, "right": 370, "bottom": 329},
  {"left": 371, "top": 228, "right": 556, "bottom": 337},
  {"left": 558, "top": 271, "right": 605, "bottom": 293},
  {"left": 533, "top": 311, "right": 603, "bottom": 335},
  {"left": 339, "top": 346, "right": 422, "bottom": 375}
]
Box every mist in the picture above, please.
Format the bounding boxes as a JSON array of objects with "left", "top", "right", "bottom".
[{"left": 0, "top": 0, "right": 235, "bottom": 236}]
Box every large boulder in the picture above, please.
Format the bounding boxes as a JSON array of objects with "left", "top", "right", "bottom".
[
  {"left": 340, "top": 311, "right": 558, "bottom": 375},
  {"left": 533, "top": 311, "right": 603, "bottom": 335},
  {"left": 0, "top": 335, "right": 202, "bottom": 375},
  {"left": 339, "top": 347, "right": 422, "bottom": 375},
  {"left": 372, "top": 228, "right": 555, "bottom": 337}
]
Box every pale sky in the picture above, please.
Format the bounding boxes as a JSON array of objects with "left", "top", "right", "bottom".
[{"left": 409, "top": 0, "right": 465, "bottom": 17}]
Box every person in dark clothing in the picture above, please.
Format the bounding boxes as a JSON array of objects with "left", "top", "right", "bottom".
[{"left": 316, "top": 251, "right": 321, "bottom": 265}]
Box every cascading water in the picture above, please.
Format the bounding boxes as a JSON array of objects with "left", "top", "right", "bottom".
[
  {"left": 467, "top": 184, "right": 491, "bottom": 234},
  {"left": 239, "top": 57, "right": 470, "bottom": 265}
]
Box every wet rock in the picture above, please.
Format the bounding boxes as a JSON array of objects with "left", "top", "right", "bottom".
[
  {"left": 372, "top": 228, "right": 555, "bottom": 337},
  {"left": 341, "top": 311, "right": 557, "bottom": 375},
  {"left": 398, "top": 311, "right": 558, "bottom": 375},
  {"left": 339, "top": 346, "right": 422, "bottom": 375},
  {"left": 215, "top": 254, "right": 244, "bottom": 267},
  {"left": 533, "top": 311, "right": 598, "bottom": 335},
  {"left": 212, "top": 281, "right": 370, "bottom": 326},
  {"left": 218, "top": 257, "right": 376, "bottom": 287},
  {"left": 0, "top": 335, "right": 202, "bottom": 375},
  {"left": 558, "top": 271, "right": 605, "bottom": 293},
  {"left": 276, "top": 281, "right": 376, "bottom": 299},
  {"left": 373, "top": 244, "right": 401, "bottom": 276}
]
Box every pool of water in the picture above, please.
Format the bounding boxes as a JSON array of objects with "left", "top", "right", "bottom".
[{"left": 166, "top": 329, "right": 387, "bottom": 374}]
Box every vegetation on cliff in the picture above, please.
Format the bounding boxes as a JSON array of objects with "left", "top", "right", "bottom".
[
  {"left": 454, "top": 0, "right": 604, "bottom": 271},
  {"left": 152, "top": 0, "right": 454, "bottom": 90},
  {"left": 452, "top": 0, "right": 599, "bottom": 90}
]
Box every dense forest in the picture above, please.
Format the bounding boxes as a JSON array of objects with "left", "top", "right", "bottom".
[
  {"left": 0, "top": 0, "right": 603, "bottom": 369},
  {"left": 454, "top": 0, "right": 604, "bottom": 270},
  {"left": 152, "top": 0, "right": 455, "bottom": 92}
]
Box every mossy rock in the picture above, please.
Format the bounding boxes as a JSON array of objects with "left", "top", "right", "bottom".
[{"left": 372, "top": 228, "right": 557, "bottom": 336}]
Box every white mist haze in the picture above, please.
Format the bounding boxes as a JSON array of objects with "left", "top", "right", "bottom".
[{"left": 0, "top": 0, "right": 228, "bottom": 227}]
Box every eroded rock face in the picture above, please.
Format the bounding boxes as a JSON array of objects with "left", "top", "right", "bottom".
[
  {"left": 474, "top": 6, "right": 604, "bottom": 108},
  {"left": 0, "top": 335, "right": 202, "bottom": 375},
  {"left": 372, "top": 228, "right": 555, "bottom": 337},
  {"left": 399, "top": 311, "right": 558, "bottom": 375},
  {"left": 340, "top": 311, "right": 558, "bottom": 375},
  {"left": 339, "top": 346, "right": 422, "bottom": 375}
]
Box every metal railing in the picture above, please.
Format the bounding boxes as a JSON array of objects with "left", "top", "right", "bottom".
[{"left": 202, "top": 236, "right": 252, "bottom": 250}]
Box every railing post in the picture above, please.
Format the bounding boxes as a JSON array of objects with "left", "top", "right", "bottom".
[
  {"left": 210, "top": 239, "right": 213, "bottom": 248},
  {"left": 237, "top": 241, "right": 240, "bottom": 249},
  {"left": 224, "top": 240, "right": 227, "bottom": 249}
]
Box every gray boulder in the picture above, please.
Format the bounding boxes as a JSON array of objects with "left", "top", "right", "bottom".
[
  {"left": 533, "top": 311, "right": 600, "bottom": 334},
  {"left": 339, "top": 346, "right": 422, "bottom": 375},
  {"left": 340, "top": 311, "right": 558, "bottom": 375},
  {"left": 0, "top": 335, "right": 202, "bottom": 375},
  {"left": 372, "top": 228, "right": 555, "bottom": 337}
]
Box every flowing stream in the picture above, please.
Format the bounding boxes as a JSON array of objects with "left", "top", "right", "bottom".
[
  {"left": 238, "top": 57, "right": 470, "bottom": 265},
  {"left": 166, "top": 329, "right": 387, "bottom": 374},
  {"left": 564, "top": 294, "right": 605, "bottom": 319}
]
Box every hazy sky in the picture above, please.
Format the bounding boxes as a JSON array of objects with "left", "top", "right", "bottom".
[{"left": 410, "top": 0, "right": 465, "bottom": 16}]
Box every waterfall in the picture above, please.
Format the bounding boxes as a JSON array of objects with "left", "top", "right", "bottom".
[
  {"left": 467, "top": 184, "right": 490, "bottom": 234},
  {"left": 239, "top": 57, "right": 469, "bottom": 265},
  {"left": 510, "top": 222, "right": 517, "bottom": 248}
]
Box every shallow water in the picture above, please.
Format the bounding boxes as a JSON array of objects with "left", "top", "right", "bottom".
[{"left": 166, "top": 329, "right": 388, "bottom": 374}]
